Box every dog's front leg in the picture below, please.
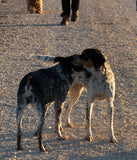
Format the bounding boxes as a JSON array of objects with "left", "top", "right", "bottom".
[
  {"left": 85, "top": 101, "right": 94, "bottom": 142},
  {"left": 66, "top": 84, "right": 83, "bottom": 128},
  {"left": 107, "top": 98, "right": 117, "bottom": 143},
  {"left": 54, "top": 102, "right": 68, "bottom": 140}
]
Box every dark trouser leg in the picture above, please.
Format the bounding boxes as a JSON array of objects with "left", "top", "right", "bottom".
[
  {"left": 61, "top": 0, "right": 70, "bottom": 17},
  {"left": 71, "top": 0, "right": 80, "bottom": 12},
  {"left": 61, "top": 0, "right": 70, "bottom": 25},
  {"left": 71, "top": 0, "right": 80, "bottom": 21}
]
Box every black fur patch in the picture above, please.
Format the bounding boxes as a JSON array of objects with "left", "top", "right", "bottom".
[{"left": 80, "top": 48, "right": 106, "bottom": 69}]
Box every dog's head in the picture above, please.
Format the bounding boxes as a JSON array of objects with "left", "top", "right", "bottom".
[
  {"left": 54, "top": 54, "right": 78, "bottom": 64},
  {"left": 73, "top": 48, "right": 106, "bottom": 69},
  {"left": 54, "top": 55, "right": 91, "bottom": 78}
]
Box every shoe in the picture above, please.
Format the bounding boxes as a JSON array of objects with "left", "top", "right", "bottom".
[
  {"left": 60, "top": 16, "right": 69, "bottom": 25},
  {"left": 71, "top": 11, "right": 79, "bottom": 22},
  {"left": 60, "top": 12, "right": 65, "bottom": 17}
]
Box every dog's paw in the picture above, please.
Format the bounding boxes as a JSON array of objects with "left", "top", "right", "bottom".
[
  {"left": 58, "top": 135, "right": 69, "bottom": 140},
  {"left": 66, "top": 123, "right": 74, "bottom": 128},
  {"left": 110, "top": 137, "right": 118, "bottom": 143},
  {"left": 62, "top": 135, "right": 69, "bottom": 140},
  {"left": 39, "top": 144, "right": 46, "bottom": 152},
  {"left": 85, "top": 136, "right": 93, "bottom": 142}
]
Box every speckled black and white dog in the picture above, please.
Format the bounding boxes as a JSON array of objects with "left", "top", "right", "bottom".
[
  {"left": 16, "top": 55, "right": 91, "bottom": 152},
  {"left": 34, "top": 48, "right": 117, "bottom": 143}
]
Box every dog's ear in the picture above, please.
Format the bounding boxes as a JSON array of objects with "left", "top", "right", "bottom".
[
  {"left": 93, "top": 53, "right": 106, "bottom": 69},
  {"left": 81, "top": 48, "right": 106, "bottom": 69}
]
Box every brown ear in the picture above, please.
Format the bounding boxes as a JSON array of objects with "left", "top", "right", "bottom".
[{"left": 78, "top": 59, "right": 94, "bottom": 68}]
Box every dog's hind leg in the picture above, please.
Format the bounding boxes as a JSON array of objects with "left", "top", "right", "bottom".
[
  {"left": 16, "top": 96, "right": 27, "bottom": 150},
  {"left": 66, "top": 84, "right": 83, "bottom": 128},
  {"left": 33, "top": 104, "right": 50, "bottom": 137},
  {"left": 107, "top": 97, "right": 117, "bottom": 143},
  {"left": 37, "top": 111, "right": 46, "bottom": 152},
  {"left": 32, "top": 102, "right": 46, "bottom": 152}
]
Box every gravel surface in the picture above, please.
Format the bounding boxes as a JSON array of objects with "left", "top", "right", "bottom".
[{"left": 0, "top": 0, "right": 137, "bottom": 159}]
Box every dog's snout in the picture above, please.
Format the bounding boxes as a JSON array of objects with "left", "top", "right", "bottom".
[{"left": 72, "top": 56, "right": 80, "bottom": 64}]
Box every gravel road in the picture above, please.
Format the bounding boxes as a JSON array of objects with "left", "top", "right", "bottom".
[{"left": 0, "top": 0, "right": 137, "bottom": 159}]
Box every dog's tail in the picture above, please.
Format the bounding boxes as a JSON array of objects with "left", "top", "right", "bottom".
[
  {"left": 23, "top": 76, "right": 33, "bottom": 99},
  {"left": 32, "top": 55, "right": 56, "bottom": 63},
  {"left": 32, "top": 55, "right": 65, "bottom": 64},
  {"left": 27, "top": 76, "right": 32, "bottom": 90}
]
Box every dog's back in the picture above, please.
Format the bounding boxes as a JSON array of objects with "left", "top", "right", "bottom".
[{"left": 17, "top": 64, "right": 71, "bottom": 105}]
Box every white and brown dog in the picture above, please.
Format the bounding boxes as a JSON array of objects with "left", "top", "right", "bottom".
[{"left": 34, "top": 48, "right": 117, "bottom": 143}]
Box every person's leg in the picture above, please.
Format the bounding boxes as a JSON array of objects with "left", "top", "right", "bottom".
[
  {"left": 71, "top": 0, "right": 79, "bottom": 11},
  {"left": 71, "top": 0, "right": 80, "bottom": 22},
  {"left": 61, "top": 0, "right": 70, "bottom": 17},
  {"left": 61, "top": 0, "right": 70, "bottom": 25}
]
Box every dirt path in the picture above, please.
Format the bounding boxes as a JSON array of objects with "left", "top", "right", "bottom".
[{"left": 0, "top": 0, "right": 137, "bottom": 159}]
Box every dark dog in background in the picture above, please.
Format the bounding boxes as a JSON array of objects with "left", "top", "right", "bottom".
[
  {"left": 34, "top": 48, "right": 117, "bottom": 143},
  {"left": 16, "top": 55, "right": 90, "bottom": 152},
  {"left": 27, "top": 0, "right": 42, "bottom": 13}
]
